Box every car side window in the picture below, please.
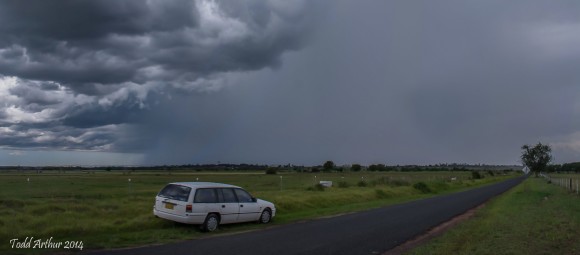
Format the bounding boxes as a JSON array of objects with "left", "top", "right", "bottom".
[
  {"left": 234, "top": 188, "right": 254, "bottom": 203},
  {"left": 220, "top": 188, "right": 238, "bottom": 203},
  {"left": 194, "top": 188, "right": 218, "bottom": 203}
]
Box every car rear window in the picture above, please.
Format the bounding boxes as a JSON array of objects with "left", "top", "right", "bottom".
[
  {"left": 158, "top": 184, "right": 192, "bottom": 202},
  {"left": 194, "top": 188, "right": 218, "bottom": 203}
]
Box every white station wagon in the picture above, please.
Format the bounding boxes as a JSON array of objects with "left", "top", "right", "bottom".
[{"left": 153, "top": 182, "right": 276, "bottom": 232}]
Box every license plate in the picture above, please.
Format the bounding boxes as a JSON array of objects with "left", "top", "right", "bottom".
[{"left": 164, "top": 203, "right": 174, "bottom": 210}]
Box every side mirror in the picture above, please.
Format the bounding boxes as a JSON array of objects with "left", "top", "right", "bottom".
[{"left": 252, "top": 197, "right": 257, "bottom": 202}]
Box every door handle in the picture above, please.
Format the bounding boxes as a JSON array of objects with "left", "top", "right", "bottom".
[
  {"left": 222, "top": 205, "right": 225, "bottom": 208},
  {"left": 240, "top": 204, "right": 244, "bottom": 208}
]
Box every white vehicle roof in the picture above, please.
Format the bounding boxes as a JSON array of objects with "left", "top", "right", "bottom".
[{"left": 168, "top": 182, "right": 241, "bottom": 189}]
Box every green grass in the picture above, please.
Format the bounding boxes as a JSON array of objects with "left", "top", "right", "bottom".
[
  {"left": 407, "top": 177, "right": 580, "bottom": 255},
  {"left": 0, "top": 170, "right": 516, "bottom": 254}
]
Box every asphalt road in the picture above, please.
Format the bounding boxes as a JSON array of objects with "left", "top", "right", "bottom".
[{"left": 86, "top": 175, "right": 526, "bottom": 255}]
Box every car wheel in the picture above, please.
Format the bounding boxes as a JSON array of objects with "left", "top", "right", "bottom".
[
  {"left": 259, "top": 209, "right": 272, "bottom": 224},
  {"left": 202, "top": 213, "right": 219, "bottom": 232}
]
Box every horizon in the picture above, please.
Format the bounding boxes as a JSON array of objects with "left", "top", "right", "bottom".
[{"left": 0, "top": 163, "right": 525, "bottom": 168}]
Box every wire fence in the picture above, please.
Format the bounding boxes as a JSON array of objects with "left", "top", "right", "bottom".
[{"left": 540, "top": 173, "right": 580, "bottom": 195}]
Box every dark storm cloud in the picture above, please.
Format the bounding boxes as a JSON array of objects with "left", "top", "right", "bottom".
[
  {"left": 0, "top": 0, "right": 313, "bottom": 88},
  {"left": 0, "top": 1, "right": 196, "bottom": 41},
  {"left": 0, "top": 0, "right": 317, "bottom": 154}
]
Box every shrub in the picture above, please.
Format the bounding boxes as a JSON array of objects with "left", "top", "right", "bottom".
[
  {"left": 471, "top": 171, "right": 483, "bottom": 179},
  {"left": 413, "top": 182, "right": 432, "bottom": 194},
  {"left": 265, "top": 168, "right": 277, "bottom": 175},
  {"left": 307, "top": 183, "right": 326, "bottom": 191},
  {"left": 375, "top": 189, "right": 390, "bottom": 198},
  {"left": 428, "top": 181, "right": 449, "bottom": 192},
  {"left": 371, "top": 177, "right": 410, "bottom": 187},
  {"left": 357, "top": 180, "right": 367, "bottom": 187},
  {"left": 370, "top": 177, "right": 388, "bottom": 186},
  {"left": 337, "top": 181, "right": 349, "bottom": 188},
  {"left": 389, "top": 179, "right": 410, "bottom": 187}
]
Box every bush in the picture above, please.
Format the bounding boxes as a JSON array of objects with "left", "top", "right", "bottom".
[
  {"left": 357, "top": 180, "right": 368, "bottom": 187},
  {"left": 375, "top": 189, "right": 390, "bottom": 199},
  {"left": 413, "top": 182, "right": 432, "bottom": 194},
  {"left": 370, "top": 177, "right": 388, "bottom": 186},
  {"left": 307, "top": 183, "right": 326, "bottom": 191},
  {"left": 265, "top": 168, "right": 277, "bottom": 175},
  {"left": 370, "top": 177, "right": 410, "bottom": 187},
  {"left": 390, "top": 180, "right": 411, "bottom": 186},
  {"left": 337, "top": 181, "right": 349, "bottom": 188},
  {"left": 471, "top": 171, "right": 483, "bottom": 179}
]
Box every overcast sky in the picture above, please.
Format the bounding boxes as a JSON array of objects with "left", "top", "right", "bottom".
[{"left": 1, "top": 0, "right": 579, "bottom": 166}]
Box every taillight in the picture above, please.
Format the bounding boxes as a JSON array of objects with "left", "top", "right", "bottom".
[{"left": 186, "top": 204, "right": 192, "bottom": 213}]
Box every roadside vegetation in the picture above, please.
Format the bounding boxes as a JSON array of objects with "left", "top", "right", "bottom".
[
  {"left": 407, "top": 177, "right": 580, "bottom": 255},
  {"left": 0, "top": 169, "right": 517, "bottom": 253}
]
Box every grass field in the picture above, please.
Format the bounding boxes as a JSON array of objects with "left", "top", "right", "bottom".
[
  {"left": 0, "top": 170, "right": 516, "bottom": 254},
  {"left": 407, "top": 176, "right": 580, "bottom": 255}
]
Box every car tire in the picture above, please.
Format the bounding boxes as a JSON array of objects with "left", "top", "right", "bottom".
[
  {"left": 259, "top": 209, "right": 272, "bottom": 224},
  {"left": 202, "top": 213, "right": 220, "bottom": 232}
]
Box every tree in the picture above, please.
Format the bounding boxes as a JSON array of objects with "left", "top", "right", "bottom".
[
  {"left": 265, "top": 168, "right": 277, "bottom": 175},
  {"left": 521, "top": 142, "right": 553, "bottom": 177},
  {"left": 323, "top": 161, "right": 335, "bottom": 171},
  {"left": 351, "top": 164, "right": 362, "bottom": 172},
  {"left": 368, "top": 164, "right": 386, "bottom": 172}
]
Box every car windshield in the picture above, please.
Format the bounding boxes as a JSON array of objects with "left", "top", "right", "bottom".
[{"left": 158, "top": 184, "right": 192, "bottom": 202}]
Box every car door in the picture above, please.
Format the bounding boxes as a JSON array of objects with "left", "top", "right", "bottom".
[
  {"left": 217, "top": 188, "right": 240, "bottom": 224},
  {"left": 234, "top": 188, "right": 261, "bottom": 222},
  {"left": 192, "top": 188, "right": 221, "bottom": 218}
]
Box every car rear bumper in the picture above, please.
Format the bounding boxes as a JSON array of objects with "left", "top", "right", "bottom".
[{"left": 153, "top": 208, "right": 206, "bottom": 224}]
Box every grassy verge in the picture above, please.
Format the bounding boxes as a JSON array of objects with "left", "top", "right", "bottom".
[
  {"left": 407, "top": 177, "right": 580, "bottom": 255},
  {"left": 0, "top": 171, "right": 516, "bottom": 254}
]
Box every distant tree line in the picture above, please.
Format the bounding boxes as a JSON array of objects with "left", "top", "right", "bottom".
[
  {"left": 543, "top": 162, "right": 580, "bottom": 173},
  {"left": 0, "top": 164, "right": 269, "bottom": 172},
  {"left": 0, "top": 162, "right": 522, "bottom": 174}
]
